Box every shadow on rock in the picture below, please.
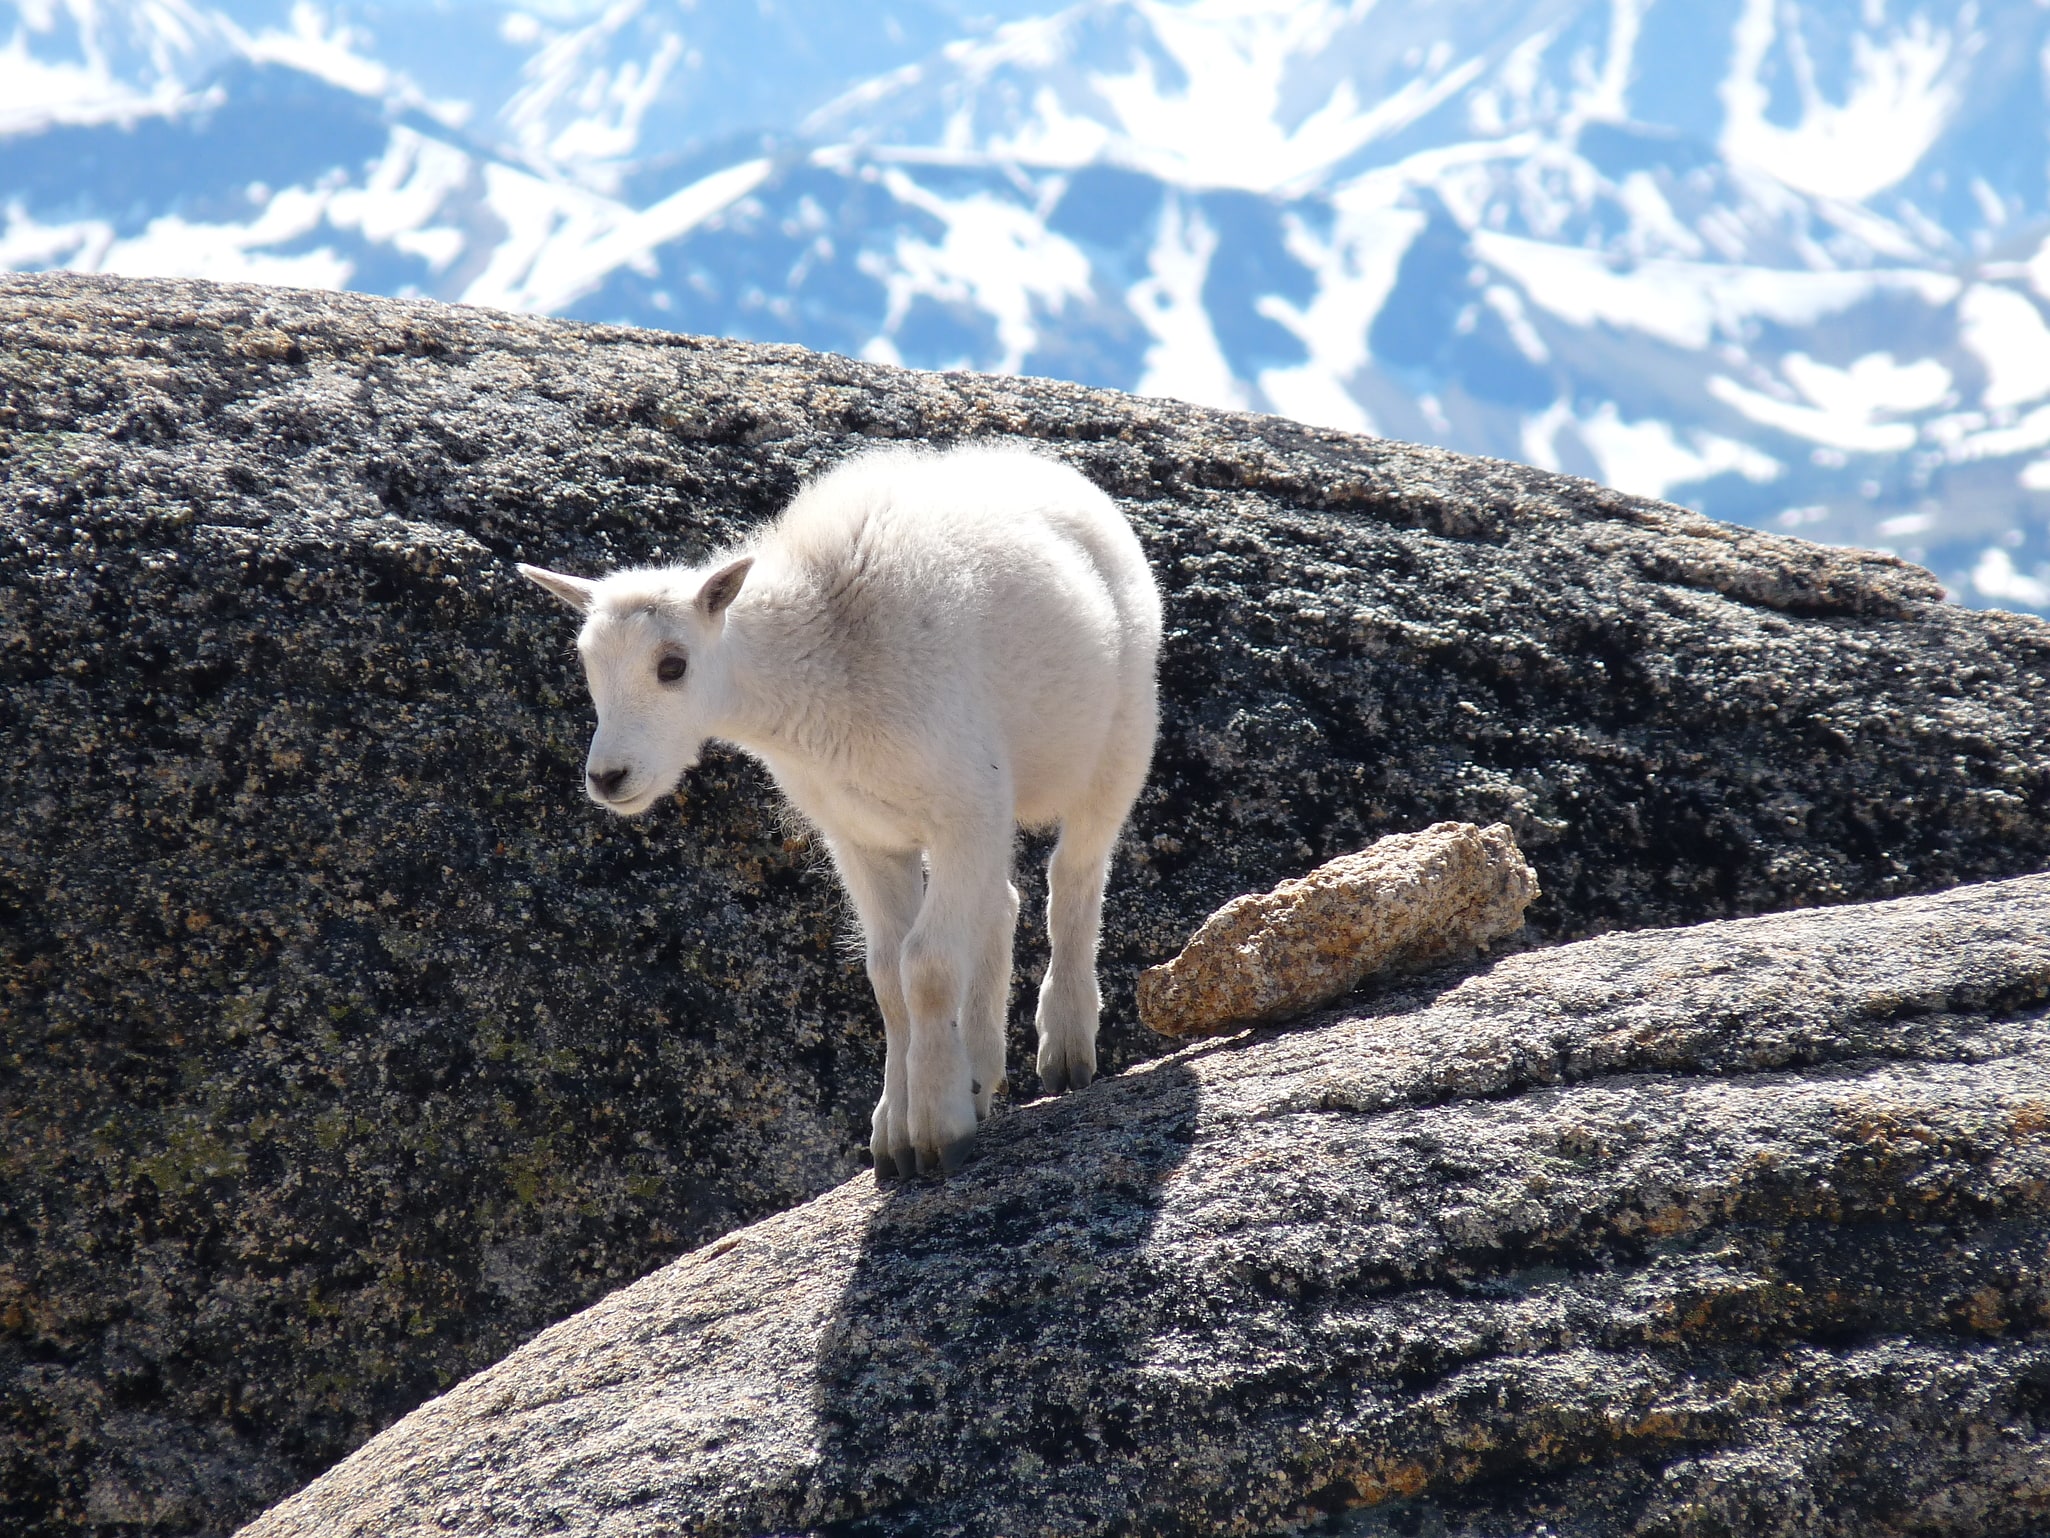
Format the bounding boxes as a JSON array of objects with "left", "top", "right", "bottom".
[{"left": 803, "top": 1055, "right": 1203, "bottom": 1533}]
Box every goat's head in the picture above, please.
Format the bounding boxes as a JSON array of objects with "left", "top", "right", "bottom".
[{"left": 517, "top": 555, "right": 753, "bottom": 816}]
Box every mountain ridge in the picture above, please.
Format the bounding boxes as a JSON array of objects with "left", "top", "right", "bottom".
[{"left": 7, "top": 0, "right": 2050, "bottom": 608}]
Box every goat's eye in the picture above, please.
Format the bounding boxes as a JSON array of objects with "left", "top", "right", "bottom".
[{"left": 656, "top": 655, "right": 687, "bottom": 684}]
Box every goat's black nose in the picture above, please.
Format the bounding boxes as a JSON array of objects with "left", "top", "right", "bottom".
[{"left": 588, "top": 766, "right": 630, "bottom": 797}]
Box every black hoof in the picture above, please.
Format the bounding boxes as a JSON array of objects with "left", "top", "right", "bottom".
[
  {"left": 938, "top": 1135, "right": 974, "bottom": 1176},
  {"left": 873, "top": 1147, "right": 901, "bottom": 1180},
  {"left": 1041, "top": 1062, "right": 1069, "bottom": 1097},
  {"left": 1068, "top": 1061, "right": 1095, "bottom": 1092}
]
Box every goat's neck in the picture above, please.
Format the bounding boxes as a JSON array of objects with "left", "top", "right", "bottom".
[{"left": 715, "top": 586, "right": 852, "bottom": 771}]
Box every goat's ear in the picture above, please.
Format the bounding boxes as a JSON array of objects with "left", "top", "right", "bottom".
[
  {"left": 696, "top": 555, "right": 753, "bottom": 619},
  {"left": 517, "top": 563, "right": 598, "bottom": 614}
]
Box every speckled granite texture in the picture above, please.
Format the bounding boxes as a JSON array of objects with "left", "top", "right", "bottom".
[
  {"left": 4, "top": 272, "right": 2048, "bottom": 1535},
  {"left": 240, "top": 876, "right": 2050, "bottom": 1538}
]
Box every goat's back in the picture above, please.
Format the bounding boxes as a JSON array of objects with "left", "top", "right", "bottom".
[
  {"left": 770, "top": 444, "right": 1154, "bottom": 651},
  {"left": 763, "top": 444, "right": 1159, "bottom": 814}
]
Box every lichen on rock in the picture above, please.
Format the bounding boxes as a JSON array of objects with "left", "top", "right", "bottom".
[{"left": 1137, "top": 820, "right": 1539, "bottom": 1037}]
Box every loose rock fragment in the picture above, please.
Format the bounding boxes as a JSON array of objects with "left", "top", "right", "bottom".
[{"left": 1137, "top": 821, "right": 1539, "bottom": 1037}]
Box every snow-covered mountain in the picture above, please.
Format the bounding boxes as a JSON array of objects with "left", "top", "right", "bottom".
[{"left": 7, "top": 0, "right": 2050, "bottom": 612}]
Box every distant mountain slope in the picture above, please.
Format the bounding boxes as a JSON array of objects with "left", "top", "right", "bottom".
[{"left": 6, "top": 0, "right": 2050, "bottom": 612}]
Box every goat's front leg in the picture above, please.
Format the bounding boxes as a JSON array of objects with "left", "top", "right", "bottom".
[
  {"left": 828, "top": 840, "right": 925, "bottom": 1180},
  {"left": 900, "top": 823, "right": 1011, "bottom": 1174}
]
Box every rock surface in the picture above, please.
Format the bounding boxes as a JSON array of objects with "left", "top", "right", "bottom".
[
  {"left": 240, "top": 874, "right": 2050, "bottom": 1538},
  {"left": 4, "top": 271, "right": 2050, "bottom": 1535},
  {"left": 1138, "top": 821, "right": 1539, "bottom": 1037}
]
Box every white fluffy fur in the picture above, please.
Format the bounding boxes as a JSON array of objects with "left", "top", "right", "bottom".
[{"left": 518, "top": 443, "right": 1162, "bottom": 1175}]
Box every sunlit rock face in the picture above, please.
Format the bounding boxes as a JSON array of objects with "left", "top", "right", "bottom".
[
  {"left": 244, "top": 872, "right": 2050, "bottom": 1538},
  {"left": 6, "top": 1, "right": 2050, "bottom": 612},
  {"left": 5, "top": 270, "right": 2050, "bottom": 1536}
]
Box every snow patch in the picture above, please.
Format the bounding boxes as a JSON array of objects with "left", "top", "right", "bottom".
[
  {"left": 973, "top": 0, "right": 1483, "bottom": 193},
  {"left": 464, "top": 157, "right": 771, "bottom": 314},
  {"left": 1945, "top": 402, "right": 2050, "bottom": 463},
  {"left": 0, "top": 202, "right": 113, "bottom": 270},
  {"left": 499, "top": 0, "right": 685, "bottom": 181},
  {"left": 241, "top": 1, "right": 394, "bottom": 101},
  {"left": 1567, "top": 0, "right": 1644, "bottom": 129},
  {"left": 1719, "top": 0, "right": 1965, "bottom": 201},
  {"left": 460, "top": 162, "right": 628, "bottom": 312},
  {"left": 1257, "top": 196, "right": 1426, "bottom": 427},
  {"left": 1476, "top": 231, "right": 1959, "bottom": 350},
  {"left": 0, "top": 0, "right": 231, "bottom": 132},
  {"left": 1482, "top": 281, "right": 1549, "bottom": 363},
  {"left": 98, "top": 188, "right": 354, "bottom": 289},
  {"left": 1708, "top": 349, "right": 1951, "bottom": 454},
  {"left": 1958, "top": 283, "right": 2050, "bottom": 410},
  {"left": 865, "top": 165, "right": 1092, "bottom": 374},
  {"left": 1575, "top": 401, "right": 1780, "bottom": 500},
  {"left": 1519, "top": 397, "right": 1574, "bottom": 474},
  {"left": 1972, "top": 546, "right": 2050, "bottom": 608},
  {"left": 980, "top": 83, "right": 1113, "bottom": 167},
  {"left": 1783, "top": 350, "right": 1953, "bottom": 416},
  {"left": 326, "top": 126, "right": 474, "bottom": 270},
  {"left": 1129, "top": 193, "right": 1248, "bottom": 410}
]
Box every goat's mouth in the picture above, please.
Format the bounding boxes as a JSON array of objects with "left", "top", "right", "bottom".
[
  {"left": 596, "top": 786, "right": 664, "bottom": 816},
  {"left": 585, "top": 772, "right": 664, "bottom": 816}
]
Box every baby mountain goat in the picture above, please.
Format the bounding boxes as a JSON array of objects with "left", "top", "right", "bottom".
[{"left": 518, "top": 444, "right": 1162, "bottom": 1176}]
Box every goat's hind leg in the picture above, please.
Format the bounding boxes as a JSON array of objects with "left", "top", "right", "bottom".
[
  {"left": 829, "top": 840, "right": 925, "bottom": 1179},
  {"left": 901, "top": 819, "right": 1011, "bottom": 1174},
  {"left": 1038, "top": 647, "right": 1156, "bottom": 1097},
  {"left": 964, "top": 877, "right": 1020, "bottom": 1121},
  {"left": 1035, "top": 812, "right": 1120, "bottom": 1096}
]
